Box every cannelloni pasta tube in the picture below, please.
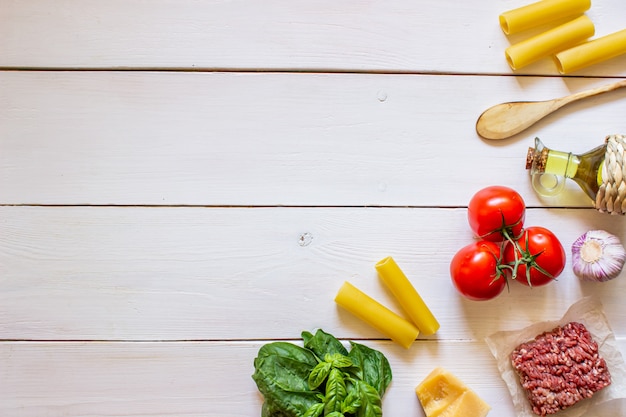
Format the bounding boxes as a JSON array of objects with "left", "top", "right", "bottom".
[
  {"left": 555, "top": 28, "right": 626, "bottom": 73},
  {"left": 499, "top": 0, "right": 591, "bottom": 35},
  {"left": 505, "top": 15, "right": 594, "bottom": 70},
  {"left": 335, "top": 281, "right": 419, "bottom": 348},
  {"left": 375, "top": 256, "right": 439, "bottom": 336}
]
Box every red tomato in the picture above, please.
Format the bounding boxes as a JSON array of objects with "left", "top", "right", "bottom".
[
  {"left": 450, "top": 241, "right": 506, "bottom": 301},
  {"left": 467, "top": 186, "right": 525, "bottom": 242},
  {"left": 503, "top": 226, "right": 566, "bottom": 287}
]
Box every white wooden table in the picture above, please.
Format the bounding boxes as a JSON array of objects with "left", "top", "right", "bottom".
[{"left": 2, "top": 1, "right": 626, "bottom": 416}]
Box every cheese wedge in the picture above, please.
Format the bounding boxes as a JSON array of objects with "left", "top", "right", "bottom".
[{"left": 415, "top": 367, "right": 490, "bottom": 417}]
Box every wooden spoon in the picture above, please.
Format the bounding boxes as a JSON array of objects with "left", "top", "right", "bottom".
[{"left": 476, "top": 79, "right": 626, "bottom": 140}]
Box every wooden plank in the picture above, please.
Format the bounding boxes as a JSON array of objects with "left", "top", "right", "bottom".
[
  {"left": 1, "top": 339, "right": 624, "bottom": 417},
  {"left": 1, "top": 0, "right": 626, "bottom": 76},
  {"left": 2, "top": 71, "right": 626, "bottom": 206},
  {"left": 2, "top": 206, "right": 625, "bottom": 341},
  {"left": 5, "top": 3, "right": 626, "bottom": 417}
]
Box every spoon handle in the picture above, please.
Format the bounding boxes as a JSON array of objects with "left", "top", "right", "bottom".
[{"left": 557, "top": 79, "right": 626, "bottom": 106}]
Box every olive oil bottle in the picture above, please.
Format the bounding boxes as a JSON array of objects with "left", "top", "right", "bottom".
[{"left": 526, "top": 137, "right": 606, "bottom": 200}]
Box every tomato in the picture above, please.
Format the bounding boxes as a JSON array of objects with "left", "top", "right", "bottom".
[
  {"left": 503, "top": 226, "right": 566, "bottom": 287},
  {"left": 450, "top": 241, "right": 506, "bottom": 301},
  {"left": 467, "top": 186, "right": 525, "bottom": 242}
]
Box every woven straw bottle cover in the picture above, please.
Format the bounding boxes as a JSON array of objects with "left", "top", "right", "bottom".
[{"left": 596, "top": 134, "right": 626, "bottom": 215}]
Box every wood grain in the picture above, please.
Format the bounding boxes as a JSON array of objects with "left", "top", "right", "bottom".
[
  {"left": 3, "top": 71, "right": 626, "bottom": 206},
  {"left": 1, "top": 0, "right": 626, "bottom": 76},
  {"left": 2, "top": 206, "right": 625, "bottom": 341},
  {"left": 1, "top": 340, "right": 624, "bottom": 417}
]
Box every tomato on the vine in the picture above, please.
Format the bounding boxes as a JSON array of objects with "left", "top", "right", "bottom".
[
  {"left": 467, "top": 186, "right": 525, "bottom": 242},
  {"left": 503, "top": 226, "right": 566, "bottom": 287},
  {"left": 450, "top": 241, "right": 507, "bottom": 301}
]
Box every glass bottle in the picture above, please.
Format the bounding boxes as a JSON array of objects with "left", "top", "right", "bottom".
[{"left": 525, "top": 137, "right": 606, "bottom": 200}]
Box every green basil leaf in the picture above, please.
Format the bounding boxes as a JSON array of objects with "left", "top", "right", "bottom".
[
  {"left": 341, "top": 389, "right": 362, "bottom": 414},
  {"left": 303, "top": 402, "right": 324, "bottom": 417},
  {"left": 308, "top": 362, "right": 331, "bottom": 390},
  {"left": 348, "top": 342, "right": 392, "bottom": 396},
  {"left": 262, "top": 400, "right": 297, "bottom": 417},
  {"left": 255, "top": 341, "right": 319, "bottom": 369},
  {"left": 324, "top": 368, "right": 348, "bottom": 415},
  {"left": 302, "top": 329, "right": 348, "bottom": 358},
  {"left": 254, "top": 332, "right": 392, "bottom": 417},
  {"left": 356, "top": 380, "right": 382, "bottom": 417},
  {"left": 325, "top": 352, "right": 353, "bottom": 369},
  {"left": 252, "top": 342, "right": 321, "bottom": 417}
]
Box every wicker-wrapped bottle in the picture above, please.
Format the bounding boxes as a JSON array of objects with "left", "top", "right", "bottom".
[{"left": 526, "top": 134, "right": 626, "bottom": 214}]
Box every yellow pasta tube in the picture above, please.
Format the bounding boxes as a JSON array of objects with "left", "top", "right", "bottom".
[
  {"left": 555, "top": 28, "right": 626, "bottom": 73},
  {"left": 375, "top": 256, "right": 440, "bottom": 336},
  {"left": 499, "top": 0, "right": 591, "bottom": 35},
  {"left": 505, "top": 15, "right": 594, "bottom": 70},
  {"left": 335, "top": 281, "right": 419, "bottom": 349}
]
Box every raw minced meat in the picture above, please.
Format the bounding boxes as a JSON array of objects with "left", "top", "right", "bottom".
[{"left": 510, "top": 321, "right": 611, "bottom": 416}]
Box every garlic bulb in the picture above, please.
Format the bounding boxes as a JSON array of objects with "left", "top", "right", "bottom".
[{"left": 571, "top": 230, "right": 626, "bottom": 282}]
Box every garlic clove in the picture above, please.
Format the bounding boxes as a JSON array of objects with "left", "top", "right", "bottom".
[{"left": 571, "top": 230, "right": 626, "bottom": 282}]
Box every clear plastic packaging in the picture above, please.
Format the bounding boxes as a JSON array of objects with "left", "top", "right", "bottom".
[{"left": 485, "top": 297, "right": 626, "bottom": 417}]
